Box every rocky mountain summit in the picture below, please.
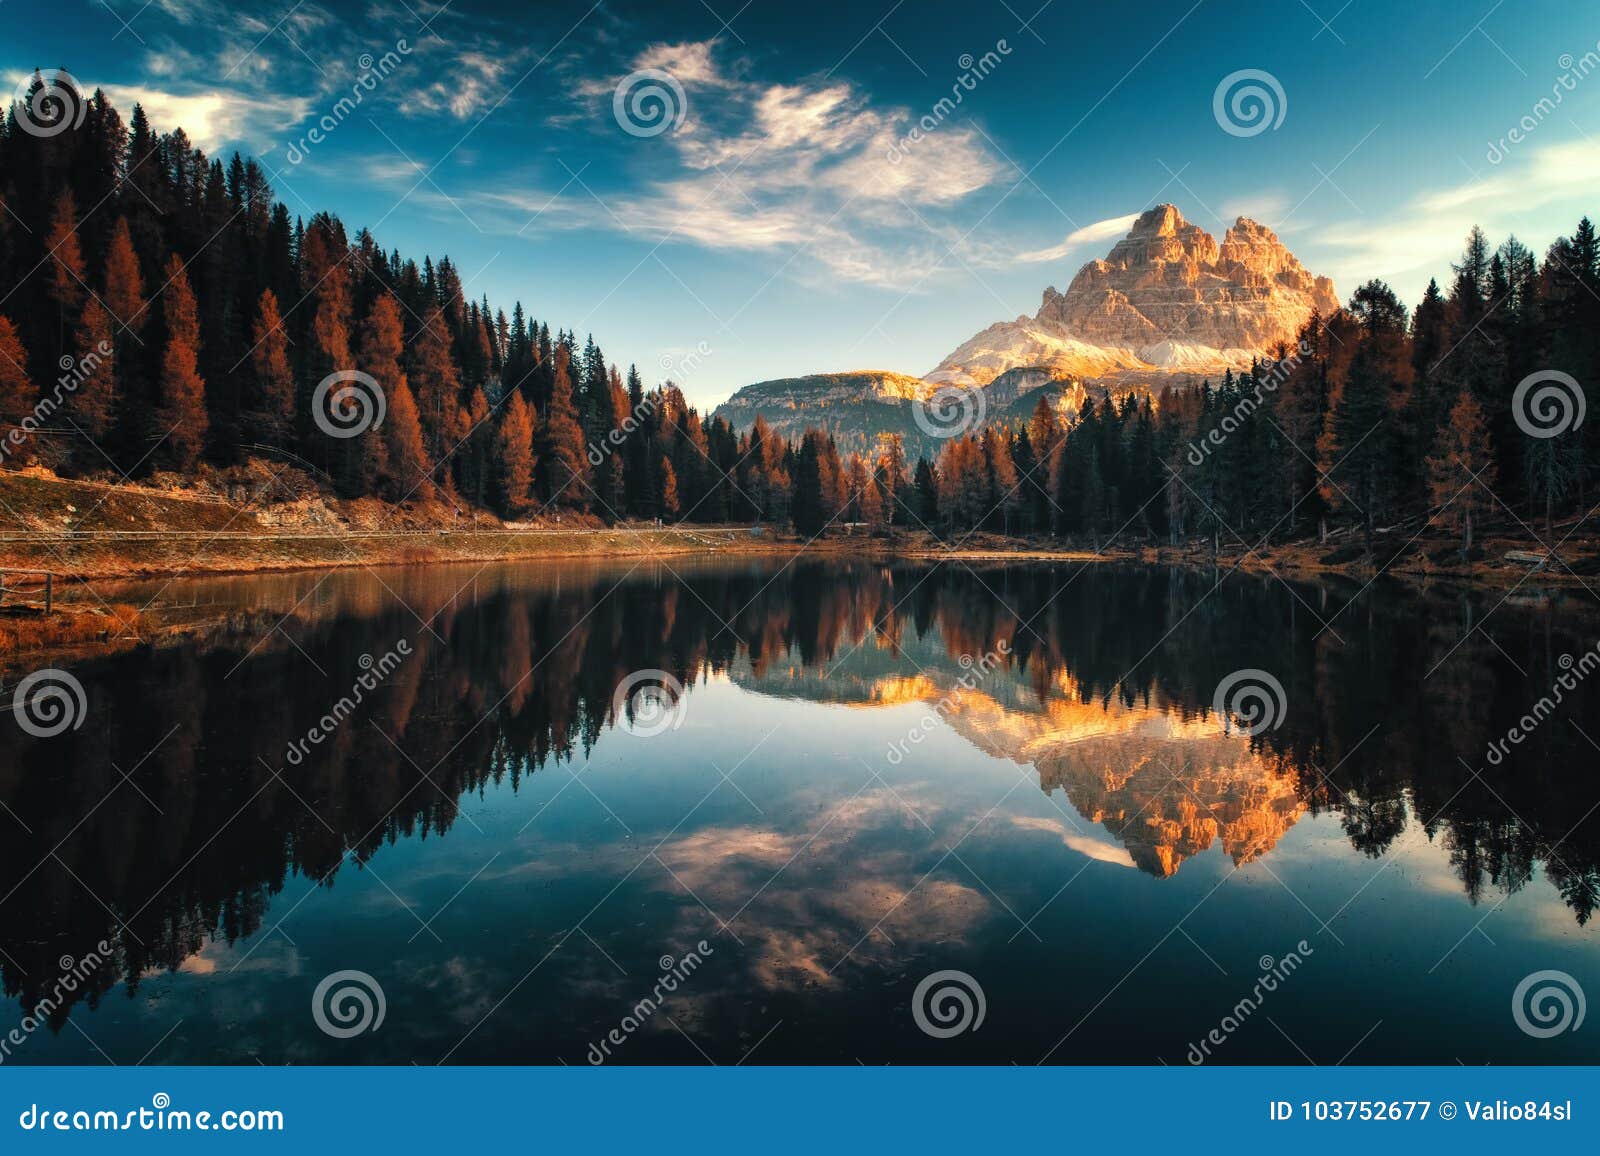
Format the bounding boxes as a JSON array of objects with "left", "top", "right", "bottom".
[{"left": 928, "top": 203, "right": 1338, "bottom": 386}]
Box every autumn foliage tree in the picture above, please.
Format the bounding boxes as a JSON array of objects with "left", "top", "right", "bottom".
[
  {"left": 536, "top": 345, "right": 588, "bottom": 508},
  {"left": 496, "top": 391, "right": 536, "bottom": 516},
  {"left": 43, "top": 193, "right": 86, "bottom": 347},
  {"left": 102, "top": 217, "right": 146, "bottom": 332},
  {"left": 1426, "top": 391, "right": 1494, "bottom": 558},
  {"left": 0, "top": 317, "right": 33, "bottom": 461},
  {"left": 246, "top": 290, "right": 294, "bottom": 447},
  {"left": 383, "top": 379, "right": 431, "bottom": 501},
  {"left": 155, "top": 255, "right": 207, "bottom": 469},
  {"left": 70, "top": 298, "right": 116, "bottom": 447},
  {"left": 659, "top": 455, "right": 680, "bottom": 519}
]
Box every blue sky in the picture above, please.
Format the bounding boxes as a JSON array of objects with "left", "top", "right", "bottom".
[{"left": 7, "top": 0, "right": 1599, "bottom": 407}]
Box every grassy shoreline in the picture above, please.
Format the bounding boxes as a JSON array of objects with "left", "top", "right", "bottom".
[
  {"left": 2, "top": 468, "right": 1594, "bottom": 663},
  {"left": 11, "top": 521, "right": 1592, "bottom": 591},
  {"left": 2, "top": 525, "right": 791, "bottom": 581}
]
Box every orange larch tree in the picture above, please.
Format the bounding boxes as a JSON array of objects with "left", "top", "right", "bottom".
[
  {"left": 535, "top": 344, "right": 589, "bottom": 509},
  {"left": 71, "top": 298, "right": 117, "bottom": 448},
  {"left": 247, "top": 290, "right": 295, "bottom": 446},
  {"left": 155, "top": 255, "right": 208, "bottom": 469},
  {"left": 102, "top": 217, "right": 146, "bottom": 332},
  {"left": 383, "top": 379, "right": 431, "bottom": 501},
  {"left": 0, "top": 317, "right": 35, "bottom": 465},
  {"left": 496, "top": 391, "right": 536, "bottom": 517},
  {"left": 45, "top": 192, "right": 87, "bottom": 319}
]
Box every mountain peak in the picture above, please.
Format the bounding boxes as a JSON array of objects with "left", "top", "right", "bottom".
[
  {"left": 1130, "top": 202, "right": 1187, "bottom": 236},
  {"left": 926, "top": 204, "right": 1339, "bottom": 387}
]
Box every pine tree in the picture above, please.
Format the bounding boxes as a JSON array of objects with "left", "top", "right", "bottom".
[
  {"left": 155, "top": 255, "right": 208, "bottom": 469},
  {"left": 855, "top": 455, "right": 884, "bottom": 528},
  {"left": 0, "top": 317, "right": 34, "bottom": 463},
  {"left": 306, "top": 226, "right": 353, "bottom": 388},
  {"left": 44, "top": 192, "right": 87, "bottom": 323},
  {"left": 70, "top": 298, "right": 117, "bottom": 448},
  {"left": 623, "top": 363, "right": 648, "bottom": 514},
  {"left": 1426, "top": 391, "right": 1494, "bottom": 559},
  {"left": 659, "top": 455, "right": 680, "bottom": 519},
  {"left": 588, "top": 364, "right": 626, "bottom": 520},
  {"left": 459, "top": 387, "right": 495, "bottom": 509},
  {"left": 102, "top": 217, "right": 146, "bottom": 332},
  {"left": 791, "top": 430, "right": 830, "bottom": 535},
  {"left": 408, "top": 308, "right": 462, "bottom": 462},
  {"left": 875, "top": 436, "right": 909, "bottom": 527},
  {"left": 1524, "top": 418, "right": 1584, "bottom": 538},
  {"left": 356, "top": 296, "right": 415, "bottom": 495},
  {"left": 246, "top": 290, "right": 295, "bottom": 446},
  {"left": 913, "top": 457, "right": 939, "bottom": 525},
  {"left": 1319, "top": 282, "right": 1408, "bottom": 558},
  {"left": 497, "top": 391, "right": 536, "bottom": 516},
  {"left": 536, "top": 344, "right": 589, "bottom": 509},
  {"left": 384, "top": 380, "right": 431, "bottom": 501}
]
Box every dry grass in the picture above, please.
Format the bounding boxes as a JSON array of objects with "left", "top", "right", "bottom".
[
  {"left": 397, "top": 544, "right": 442, "bottom": 565},
  {"left": 0, "top": 603, "right": 145, "bottom": 654}
]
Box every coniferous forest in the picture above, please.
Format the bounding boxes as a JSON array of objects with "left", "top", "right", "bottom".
[{"left": 2, "top": 78, "right": 1596, "bottom": 556}]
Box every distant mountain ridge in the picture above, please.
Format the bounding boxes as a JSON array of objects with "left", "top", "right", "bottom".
[{"left": 712, "top": 205, "right": 1337, "bottom": 456}]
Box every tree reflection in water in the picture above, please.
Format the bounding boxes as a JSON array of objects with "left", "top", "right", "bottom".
[{"left": 1, "top": 557, "right": 1596, "bottom": 1055}]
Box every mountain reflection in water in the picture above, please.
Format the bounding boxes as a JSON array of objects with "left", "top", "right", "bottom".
[{"left": 1, "top": 557, "right": 1596, "bottom": 1064}]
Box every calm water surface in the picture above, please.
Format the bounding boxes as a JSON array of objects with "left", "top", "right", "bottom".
[{"left": 2, "top": 557, "right": 1597, "bottom": 1064}]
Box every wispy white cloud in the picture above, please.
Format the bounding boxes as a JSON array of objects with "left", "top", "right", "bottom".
[
  {"left": 403, "top": 49, "right": 513, "bottom": 120},
  {"left": 1317, "top": 138, "right": 1600, "bottom": 291},
  {"left": 4, "top": 69, "right": 310, "bottom": 152},
  {"left": 53, "top": 0, "right": 529, "bottom": 157},
  {"left": 1014, "top": 212, "right": 1137, "bottom": 264},
  {"left": 107, "top": 83, "right": 313, "bottom": 153},
  {"left": 550, "top": 39, "right": 1007, "bottom": 287}
]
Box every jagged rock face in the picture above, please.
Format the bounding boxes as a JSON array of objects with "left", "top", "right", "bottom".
[
  {"left": 928, "top": 204, "right": 1338, "bottom": 386},
  {"left": 1040, "top": 205, "right": 1337, "bottom": 349}
]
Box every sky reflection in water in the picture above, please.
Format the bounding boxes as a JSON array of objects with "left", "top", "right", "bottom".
[{"left": 2, "top": 557, "right": 1596, "bottom": 1064}]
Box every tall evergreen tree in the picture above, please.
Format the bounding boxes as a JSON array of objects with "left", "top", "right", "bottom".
[
  {"left": 536, "top": 345, "right": 588, "bottom": 510},
  {"left": 496, "top": 391, "right": 536, "bottom": 516},
  {"left": 155, "top": 254, "right": 207, "bottom": 469}
]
